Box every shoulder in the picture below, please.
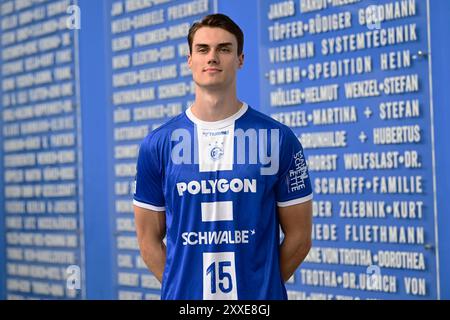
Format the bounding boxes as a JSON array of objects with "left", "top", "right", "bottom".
[
  {"left": 245, "top": 106, "right": 297, "bottom": 139},
  {"left": 140, "top": 112, "right": 188, "bottom": 149}
]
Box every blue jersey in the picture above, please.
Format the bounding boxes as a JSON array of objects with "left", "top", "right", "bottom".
[{"left": 133, "top": 103, "right": 312, "bottom": 300}]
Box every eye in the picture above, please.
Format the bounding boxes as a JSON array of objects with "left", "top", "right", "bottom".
[
  {"left": 197, "top": 47, "right": 208, "bottom": 53},
  {"left": 220, "top": 47, "right": 231, "bottom": 53}
]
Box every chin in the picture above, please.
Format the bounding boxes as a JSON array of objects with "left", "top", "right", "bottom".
[
  {"left": 202, "top": 84, "right": 226, "bottom": 90},
  {"left": 196, "top": 80, "right": 225, "bottom": 88}
]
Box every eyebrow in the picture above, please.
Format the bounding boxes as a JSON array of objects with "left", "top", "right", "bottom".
[{"left": 195, "top": 42, "right": 233, "bottom": 48}]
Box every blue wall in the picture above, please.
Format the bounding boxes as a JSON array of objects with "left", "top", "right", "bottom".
[
  {"left": 430, "top": 0, "right": 450, "bottom": 300},
  {"left": 0, "top": 0, "right": 449, "bottom": 300},
  {"left": 78, "top": 0, "right": 114, "bottom": 299}
]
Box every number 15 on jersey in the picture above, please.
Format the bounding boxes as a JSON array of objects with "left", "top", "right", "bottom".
[{"left": 203, "top": 252, "right": 238, "bottom": 300}]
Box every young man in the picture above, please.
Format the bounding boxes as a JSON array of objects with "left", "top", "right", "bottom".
[{"left": 133, "top": 14, "right": 313, "bottom": 300}]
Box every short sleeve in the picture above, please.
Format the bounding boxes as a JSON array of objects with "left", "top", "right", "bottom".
[
  {"left": 133, "top": 135, "right": 165, "bottom": 211},
  {"left": 275, "top": 128, "right": 313, "bottom": 207}
]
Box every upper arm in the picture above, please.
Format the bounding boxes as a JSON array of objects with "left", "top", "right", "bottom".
[
  {"left": 134, "top": 134, "right": 165, "bottom": 210},
  {"left": 133, "top": 134, "right": 166, "bottom": 245},
  {"left": 278, "top": 200, "right": 312, "bottom": 242},
  {"left": 275, "top": 127, "right": 313, "bottom": 207},
  {"left": 134, "top": 205, "right": 166, "bottom": 244}
]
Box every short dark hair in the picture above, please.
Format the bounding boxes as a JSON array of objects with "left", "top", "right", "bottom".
[{"left": 187, "top": 13, "right": 244, "bottom": 56}]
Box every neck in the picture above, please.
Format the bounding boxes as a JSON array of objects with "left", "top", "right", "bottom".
[{"left": 190, "top": 83, "right": 242, "bottom": 122}]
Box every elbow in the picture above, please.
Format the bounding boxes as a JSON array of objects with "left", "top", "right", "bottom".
[
  {"left": 294, "top": 236, "right": 312, "bottom": 259},
  {"left": 139, "top": 242, "right": 163, "bottom": 267},
  {"left": 137, "top": 237, "right": 157, "bottom": 258},
  {"left": 139, "top": 239, "right": 161, "bottom": 254},
  {"left": 304, "top": 238, "right": 312, "bottom": 254},
  {"left": 301, "top": 238, "right": 312, "bottom": 253}
]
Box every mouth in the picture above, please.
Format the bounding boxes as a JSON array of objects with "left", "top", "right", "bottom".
[{"left": 203, "top": 68, "right": 222, "bottom": 73}]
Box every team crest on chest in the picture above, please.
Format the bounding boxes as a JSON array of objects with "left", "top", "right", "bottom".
[{"left": 209, "top": 141, "right": 224, "bottom": 161}]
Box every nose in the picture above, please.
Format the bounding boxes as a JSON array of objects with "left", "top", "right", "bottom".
[{"left": 207, "top": 49, "right": 219, "bottom": 65}]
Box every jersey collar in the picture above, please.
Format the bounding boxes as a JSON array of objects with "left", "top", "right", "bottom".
[{"left": 186, "top": 102, "right": 248, "bottom": 129}]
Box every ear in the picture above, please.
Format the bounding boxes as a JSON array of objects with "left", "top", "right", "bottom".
[
  {"left": 187, "top": 54, "right": 192, "bottom": 68},
  {"left": 238, "top": 53, "right": 244, "bottom": 69}
]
